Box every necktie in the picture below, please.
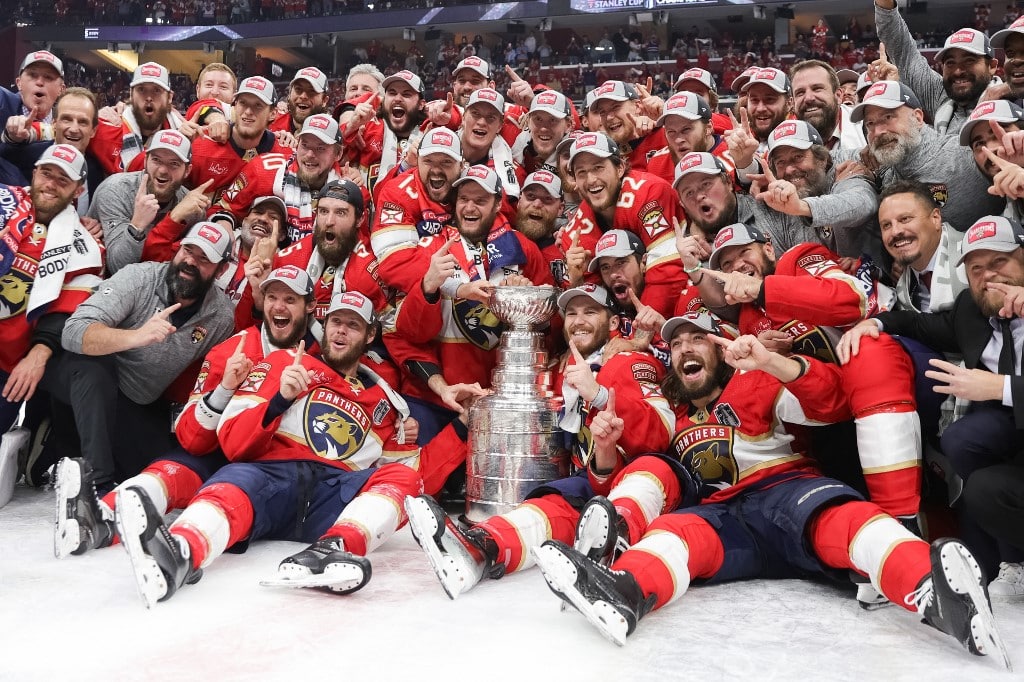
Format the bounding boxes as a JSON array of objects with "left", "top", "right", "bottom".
[
  {"left": 998, "top": 318, "right": 1016, "bottom": 376},
  {"left": 920, "top": 271, "right": 933, "bottom": 291}
]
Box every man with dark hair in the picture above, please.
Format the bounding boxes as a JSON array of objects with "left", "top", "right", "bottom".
[{"left": 790, "top": 59, "right": 866, "bottom": 152}]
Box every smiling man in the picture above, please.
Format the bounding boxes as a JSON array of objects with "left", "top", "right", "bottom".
[
  {"left": 270, "top": 67, "right": 329, "bottom": 135},
  {"left": 1, "top": 50, "right": 64, "bottom": 129}
]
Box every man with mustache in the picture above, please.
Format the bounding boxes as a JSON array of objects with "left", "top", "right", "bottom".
[
  {"left": 990, "top": 17, "right": 1024, "bottom": 105},
  {"left": 269, "top": 67, "right": 329, "bottom": 136},
  {"left": 38, "top": 221, "right": 235, "bottom": 495},
  {"left": 645, "top": 92, "right": 736, "bottom": 189},
  {"left": 959, "top": 99, "right": 1024, "bottom": 223},
  {"left": 89, "top": 62, "right": 184, "bottom": 175},
  {"left": 873, "top": 1, "right": 996, "bottom": 135},
  {"left": 586, "top": 80, "right": 666, "bottom": 173},
  {"left": 515, "top": 170, "right": 565, "bottom": 283},
  {"left": 790, "top": 60, "right": 866, "bottom": 152}
]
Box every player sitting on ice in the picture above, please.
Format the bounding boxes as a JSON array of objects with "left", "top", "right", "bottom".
[
  {"left": 112, "top": 291, "right": 469, "bottom": 606},
  {"left": 528, "top": 313, "right": 1010, "bottom": 670}
]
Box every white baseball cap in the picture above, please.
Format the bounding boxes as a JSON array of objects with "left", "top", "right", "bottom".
[
  {"left": 992, "top": 15, "right": 1024, "bottom": 48},
  {"left": 741, "top": 68, "right": 790, "bottom": 94},
  {"left": 131, "top": 62, "right": 171, "bottom": 91},
  {"left": 20, "top": 50, "right": 63, "bottom": 77},
  {"left": 656, "top": 92, "right": 712, "bottom": 125},
  {"left": 326, "top": 290, "right": 375, "bottom": 324},
  {"left": 850, "top": 80, "right": 923, "bottom": 123},
  {"left": 661, "top": 310, "right": 722, "bottom": 340},
  {"left": 568, "top": 132, "right": 620, "bottom": 166},
  {"left": 557, "top": 283, "right": 614, "bottom": 312},
  {"left": 298, "top": 114, "right": 340, "bottom": 144},
  {"left": 935, "top": 28, "right": 993, "bottom": 61},
  {"left": 291, "top": 66, "right": 328, "bottom": 93},
  {"left": 674, "top": 68, "right": 717, "bottom": 93},
  {"left": 419, "top": 128, "right": 462, "bottom": 161},
  {"left": 250, "top": 195, "right": 287, "bottom": 220},
  {"left": 957, "top": 216, "right": 1024, "bottom": 265},
  {"left": 766, "top": 120, "right": 825, "bottom": 155},
  {"left": 529, "top": 90, "right": 570, "bottom": 119},
  {"left": 382, "top": 70, "right": 425, "bottom": 95},
  {"left": 181, "top": 221, "right": 233, "bottom": 263},
  {"left": 466, "top": 88, "right": 505, "bottom": 114},
  {"left": 454, "top": 56, "right": 490, "bottom": 79},
  {"left": 35, "top": 143, "right": 86, "bottom": 181},
  {"left": 590, "top": 80, "right": 640, "bottom": 105},
  {"left": 730, "top": 66, "right": 760, "bottom": 93},
  {"left": 522, "top": 170, "right": 562, "bottom": 198},
  {"left": 672, "top": 152, "right": 727, "bottom": 188},
  {"left": 587, "top": 230, "right": 645, "bottom": 272},
  {"left": 709, "top": 223, "right": 768, "bottom": 270},
  {"left": 453, "top": 165, "right": 502, "bottom": 194},
  {"left": 261, "top": 265, "right": 314, "bottom": 295},
  {"left": 147, "top": 129, "right": 192, "bottom": 162},
  {"left": 236, "top": 76, "right": 275, "bottom": 105},
  {"left": 958, "top": 99, "right": 1024, "bottom": 146}
]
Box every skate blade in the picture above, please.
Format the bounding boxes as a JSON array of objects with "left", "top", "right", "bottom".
[
  {"left": 115, "top": 489, "right": 167, "bottom": 610},
  {"left": 405, "top": 497, "right": 465, "bottom": 600},
  {"left": 531, "top": 544, "right": 628, "bottom": 647},
  {"left": 260, "top": 562, "right": 367, "bottom": 593},
  {"left": 53, "top": 459, "right": 82, "bottom": 559},
  {"left": 941, "top": 542, "right": 1013, "bottom": 671}
]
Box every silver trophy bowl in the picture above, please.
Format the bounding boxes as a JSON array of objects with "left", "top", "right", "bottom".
[{"left": 487, "top": 285, "right": 559, "bottom": 329}]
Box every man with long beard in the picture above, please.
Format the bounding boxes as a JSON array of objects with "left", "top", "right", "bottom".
[
  {"left": 89, "top": 62, "right": 184, "bottom": 175},
  {"left": 529, "top": 314, "right": 1009, "bottom": 671},
  {"left": 738, "top": 68, "right": 793, "bottom": 150},
  {"left": 516, "top": 170, "right": 565, "bottom": 282},
  {"left": 39, "top": 221, "right": 235, "bottom": 495},
  {"left": 851, "top": 80, "right": 1003, "bottom": 233},
  {"left": 112, "top": 290, "right": 470, "bottom": 605}
]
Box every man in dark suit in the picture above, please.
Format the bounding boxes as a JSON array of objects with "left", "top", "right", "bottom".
[{"left": 838, "top": 214, "right": 1024, "bottom": 601}]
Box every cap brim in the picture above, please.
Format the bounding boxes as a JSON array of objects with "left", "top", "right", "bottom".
[
  {"left": 661, "top": 315, "right": 717, "bottom": 341},
  {"left": 769, "top": 139, "right": 814, "bottom": 153},
  {"left": 131, "top": 77, "right": 170, "bottom": 90},
  {"left": 299, "top": 130, "right": 337, "bottom": 144},
  {"left": 453, "top": 176, "right": 497, "bottom": 193},
  {"left": 34, "top": 159, "right": 80, "bottom": 181},
  {"left": 586, "top": 246, "right": 637, "bottom": 272},
  {"left": 181, "top": 237, "right": 225, "bottom": 263},
  {"left": 530, "top": 106, "right": 568, "bottom": 119},
  {"left": 556, "top": 289, "right": 607, "bottom": 311},
  {"left": 991, "top": 27, "right": 1024, "bottom": 48},
  {"left": 850, "top": 99, "right": 905, "bottom": 123},
  {"left": 261, "top": 275, "right": 310, "bottom": 295},
  {"left": 420, "top": 146, "right": 461, "bottom": 161},
  {"left": 291, "top": 76, "right": 326, "bottom": 93},
  {"left": 956, "top": 241, "right": 1020, "bottom": 266},
  {"left": 709, "top": 238, "right": 758, "bottom": 269}
]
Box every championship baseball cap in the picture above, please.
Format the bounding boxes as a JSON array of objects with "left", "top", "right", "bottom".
[
  {"left": 766, "top": 120, "right": 825, "bottom": 155},
  {"left": 856, "top": 71, "right": 874, "bottom": 97},
  {"left": 291, "top": 66, "right": 328, "bottom": 93},
  {"left": 741, "top": 68, "right": 790, "bottom": 94},
  {"left": 590, "top": 80, "right": 640, "bottom": 105},
  {"left": 298, "top": 113, "right": 340, "bottom": 144},
  {"left": 587, "top": 230, "right": 645, "bottom": 272},
  {"left": 850, "top": 80, "right": 923, "bottom": 123},
  {"left": 556, "top": 283, "right": 614, "bottom": 312},
  {"left": 674, "top": 68, "right": 717, "bottom": 94},
  {"left": 419, "top": 127, "right": 462, "bottom": 161},
  {"left": 958, "top": 99, "right": 1024, "bottom": 146},
  {"left": 20, "top": 50, "right": 63, "bottom": 77},
  {"left": 453, "top": 165, "right": 502, "bottom": 194},
  {"left": 147, "top": 129, "right": 192, "bottom": 162},
  {"left": 466, "top": 88, "right": 506, "bottom": 114},
  {"left": 836, "top": 68, "right": 860, "bottom": 86},
  {"left": 381, "top": 70, "right": 425, "bottom": 95},
  {"left": 661, "top": 310, "right": 722, "bottom": 341},
  {"left": 568, "top": 132, "right": 620, "bottom": 166},
  {"left": 260, "top": 264, "right": 314, "bottom": 296},
  {"left": 317, "top": 179, "right": 365, "bottom": 214},
  {"left": 35, "top": 143, "right": 86, "bottom": 181},
  {"left": 957, "top": 216, "right": 1024, "bottom": 265},
  {"left": 709, "top": 223, "right": 769, "bottom": 270},
  {"left": 656, "top": 92, "right": 712, "bottom": 125},
  {"left": 992, "top": 15, "right": 1024, "bottom": 48},
  {"left": 556, "top": 129, "right": 585, "bottom": 156},
  {"left": 672, "top": 152, "right": 728, "bottom": 188},
  {"left": 326, "top": 290, "right": 375, "bottom": 324},
  {"left": 730, "top": 66, "right": 760, "bottom": 93},
  {"left": 529, "top": 90, "right": 571, "bottom": 119},
  {"left": 235, "top": 76, "right": 275, "bottom": 105},
  {"left": 583, "top": 87, "right": 600, "bottom": 112},
  {"left": 935, "top": 28, "right": 993, "bottom": 61},
  {"left": 454, "top": 55, "right": 490, "bottom": 79},
  {"left": 522, "top": 170, "right": 562, "bottom": 198},
  {"left": 181, "top": 221, "right": 233, "bottom": 263},
  {"left": 250, "top": 195, "right": 287, "bottom": 221},
  {"left": 131, "top": 62, "right": 171, "bottom": 91}
]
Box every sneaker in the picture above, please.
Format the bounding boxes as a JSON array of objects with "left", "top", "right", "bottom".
[
  {"left": 532, "top": 540, "right": 656, "bottom": 647},
  {"left": 574, "top": 496, "right": 630, "bottom": 566},
  {"left": 404, "top": 494, "right": 500, "bottom": 600},
  {"left": 905, "top": 538, "right": 1012, "bottom": 670},
  {"left": 259, "top": 538, "right": 372, "bottom": 595},
  {"left": 115, "top": 486, "right": 202, "bottom": 608},
  {"left": 22, "top": 417, "right": 52, "bottom": 488},
  {"left": 54, "top": 458, "right": 115, "bottom": 559},
  {"left": 988, "top": 562, "right": 1024, "bottom": 602}
]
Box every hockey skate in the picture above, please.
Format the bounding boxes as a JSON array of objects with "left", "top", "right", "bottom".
[
  {"left": 574, "top": 496, "right": 630, "bottom": 566},
  {"left": 532, "top": 540, "right": 655, "bottom": 647},
  {"left": 115, "top": 486, "right": 202, "bottom": 609},
  {"left": 260, "top": 538, "right": 372, "bottom": 595},
  {"left": 905, "top": 538, "right": 1012, "bottom": 670},
  {"left": 404, "top": 494, "right": 500, "bottom": 600},
  {"left": 54, "top": 458, "right": 116, "bottom": 558}
]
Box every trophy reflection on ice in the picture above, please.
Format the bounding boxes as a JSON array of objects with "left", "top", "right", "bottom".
[{"left": 465, "top": 285, "right": 569, "bottom": 523}]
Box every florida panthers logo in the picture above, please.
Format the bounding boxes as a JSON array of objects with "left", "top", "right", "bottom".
[
  {"left": 780, "top": 320, "right": 838, "bottom": 364},
  {"left": 574, "top": 424, "right": 595, "bottom": 469},
  {"left": 304, "top": 388, "right": 369, "bottom": 461},
  {"left": 0, "top": 269, "right": 32, "bottom": 320},
  {"left": 452, "top": 297, "right": 503, "bottom": 350},
  {"left": 672, "top": 424, "right": 737, "bottom": 498}
]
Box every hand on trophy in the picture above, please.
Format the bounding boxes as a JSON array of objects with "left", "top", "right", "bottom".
[
  {"left": 565, "top": 339, "right": 602, "bottom": 403},
  {"left": 500, "top": 274, "right": 533, "bottom": 287},
  {"left": 456, "top": 280, "right": 497, "bottom": 304},
  {"left": 431, "top": 379, "right": 490, "bottom": 414}
]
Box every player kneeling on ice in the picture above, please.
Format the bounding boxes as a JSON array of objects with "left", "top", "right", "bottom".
[
  {"left": 115, "top": 291, "right": 471, "bottom": 607},
  {"left": 529, "top": 314, "right": 1011, "bottom": 669}
]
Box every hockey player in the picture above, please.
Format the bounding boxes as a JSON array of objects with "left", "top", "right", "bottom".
[
  {"left": 54, "top": 265, "right": 320, "bottom": 558},
  {"left": 644, "top": 93, "right": 736, "bottom": 189},
  {"left": 515, "top": 170, "right": 565, "bottom": 282},
  {"left": 586, "top": 80, "right": 667, "bottom": 173},
  {"left": 89, "top": 62, "right": 184, "bottom": 175},
  {"left": 269, "top": 67, "right": 329, "bottom": 136},
  {"left": 529, "top": 314, "right": 1010, "bottom": 671},
  {"left": 114, "top": 290, "right": 469, "bottom": 605},
  {"left": 403, "top": 285, "right": 674, "bottom": 600},
  {"left": 514, "top": 89, "right": 573, "bottom": 176},
  {"left": 457, "top": 88, "right": 524, "bottom": 205},
  {"left": 559, "top": 132, "right": 686, "bottom": 318}
]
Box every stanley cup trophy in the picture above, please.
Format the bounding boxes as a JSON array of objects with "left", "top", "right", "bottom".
[{"left": 465, "top": 285, "right": 569, "bottom": 523}]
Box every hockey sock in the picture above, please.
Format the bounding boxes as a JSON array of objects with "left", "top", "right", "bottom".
[
  {"left": 171, "top": 483, "right": 254, "bottom": 569},
  {"left": 608, "top": 456, "right": 682, "bottom": 543},
  {"left": 478, "top": 494, "right": 577, "bottom": 573},
  {"left": 855, "top": 410, "right": 922, "bottom": 518},
  {"left": 321, "top": 463, "right": 422, "bottom": 555}
]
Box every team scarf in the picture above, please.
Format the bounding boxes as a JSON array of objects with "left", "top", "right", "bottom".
[
  {"left": 120, "top": 107, "right": 185, "bottom": 170},
  {"left": 445, "top": 215, "right": 526, "bottom": 282},
  {"left": 276, "top": 156, "right": 341, "bottom": 243}
]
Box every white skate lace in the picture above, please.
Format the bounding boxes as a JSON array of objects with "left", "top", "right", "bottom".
[{"left": 904, "top": 578, "right": 934, "bottom": 615}]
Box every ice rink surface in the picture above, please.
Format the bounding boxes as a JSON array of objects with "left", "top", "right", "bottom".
[{"left": 2, "top": 484, "right": 1022, "bottom": 682}]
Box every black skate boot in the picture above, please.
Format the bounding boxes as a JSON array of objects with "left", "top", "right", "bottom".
[
  {"left": 574, "top": 496, "right": 630, "bottom": 566},
  {"left": 260, "top": 537, "right": 372, "bottom": 595},
  {"left": 115, "top": 486, "right": 202, "bottom": 609},
  {"left": 907, "top": 538, "right": 1012, "bottom": 670},
  {"left": 54, "top": 458, "right": 116, "bottom": 559},
  {"left": 404, "top": 494, "right": 502, "bottom": 600},
  {"left": 532, "top": 540, "right": 656, "bottom": 646}
]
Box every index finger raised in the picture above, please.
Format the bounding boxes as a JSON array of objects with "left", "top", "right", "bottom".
[
  {"left": 505, "top": 64, "right": 524, "bottom": 82},
  {"left": 234, "top": 330, "right": 248, "bottom": 355},
  {"left": 292, "top": 339, "right": 305, "bottom": 365},
  {"left": 568, "top": 338, "right": 586, "bottom": 363}
]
